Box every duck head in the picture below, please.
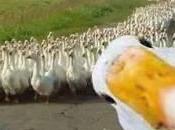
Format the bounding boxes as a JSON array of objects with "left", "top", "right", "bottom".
[
  {"left": 92, "top": 35, "right": 175, "bottom": 130},
  {"left": 26, "top": 52, "right": 40, "bottom": 61}
]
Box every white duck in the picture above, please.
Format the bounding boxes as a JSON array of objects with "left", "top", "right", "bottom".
[
  {"left": 26, "top": 52, "right": 56, "bottom": 102},
  {"left": 1, "top": 48, "right": 19, "bottom": 102},
  {"left": 92, "top": 35, "right": 175, "bottom": 130},
  {"left": 44, "top": 50, "right": 63, "bottom": 94},
  {"left": 9, "top": 50, "right": 30, "bottom": 94},
  {"left": 54, "top": 50, "right": 67, "bottom": 87},
  {"left": 0, "top": 58, "right": 4, "bottom": 99},
  {"left": 66, "top": 50, "right": 87, "bottom": 95}
]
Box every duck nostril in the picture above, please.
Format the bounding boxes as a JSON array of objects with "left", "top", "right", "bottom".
[{"left": 101, "top": 94, "right": 116, "bottom": 104}]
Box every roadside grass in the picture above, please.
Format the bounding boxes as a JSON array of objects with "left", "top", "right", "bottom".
[{"left": 0, "top": 0, "right": 153, "bottom": 42}]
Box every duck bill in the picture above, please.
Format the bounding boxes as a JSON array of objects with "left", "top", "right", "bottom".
[{"left": 106, "top": 47, "right": 175, "bottom": 129}]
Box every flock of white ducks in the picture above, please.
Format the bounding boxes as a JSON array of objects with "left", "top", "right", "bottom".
[
  {"left": 0, "top": 36, "right": 99, "bottom": 103},
  {"left": 0, "top": 0, "right": 174, "bottom": 103}
]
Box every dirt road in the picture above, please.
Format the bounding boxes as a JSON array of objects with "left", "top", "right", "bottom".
[{"left": 0, "top": 97, "right": 123, "bottom": 130}]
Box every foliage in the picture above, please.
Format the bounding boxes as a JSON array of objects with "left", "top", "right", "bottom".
[{"left": 0, "top": 0, "right": 152, "bottom": 42}]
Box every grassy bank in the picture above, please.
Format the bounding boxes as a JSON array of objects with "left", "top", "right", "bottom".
[{"left": 0, "top": 0, "right": 152, "bottom": 42}]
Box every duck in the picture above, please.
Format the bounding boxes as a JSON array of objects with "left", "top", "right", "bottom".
[
  {"left": 44, "top": 50, "right": 63, "bottom": 95},
  {"left": 0, "top": 58, "right": 4, "bottom": 100},
  {"left": 1, "top": 48, "right": 19, "bottom": 102},
  {"left": 26, "top": 52, "right": 56, "bottom": 102},
  {"left": 66, "top": 50, "right": 87, "bottom": 96},
  {"left": 9, "top": 50, "right": 30, "bottom": 94},
  {"left": 54, "top": 50, "right": 67, "bottom": 88},
  {"left": 92, "top": 35, "right": 175, "bottom": 130}
]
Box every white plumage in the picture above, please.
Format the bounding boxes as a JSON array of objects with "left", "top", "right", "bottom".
[{"left": 92, "top": 35, "right": 175, "bottom": 130}]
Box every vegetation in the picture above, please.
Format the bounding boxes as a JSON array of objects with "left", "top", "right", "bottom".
[{"left": 0, "top": 0, "right": 152, "bottom": 42}]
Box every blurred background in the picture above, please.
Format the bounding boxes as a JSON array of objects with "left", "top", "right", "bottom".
[{"left": 0, "top": 0, "right": 152, "bottom": 42}]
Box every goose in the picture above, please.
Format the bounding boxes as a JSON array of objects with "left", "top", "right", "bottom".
[
  {"left": 18, "top": 51, "right": 31, "bottom": 89},
  {"left": 66, "top": 50, "right": 78, "bottom": 95},
  {"left": 0, "top": 58, "right": 4, "bottom": 100},
  {"left": 26, "top": 52, "right": 56, "bottom": 103},
  {"left": 44, "top": 50, "right": 63, "bottom": 94},
  {"left": 92, "top": 35, "right": 175, "bottom": 130},
  {"left": 10, "top": 50, "right": 30, "bottom": 88},
  {"left": 73, "top": 50, "right": 88, "bottom": 94},
  {"left": 54, "top": 50, "right": 67, "bottom": 87},
  {"left": 81, "top": 50, "right": 96, "bottom": 95},
  {"left": 1, "top": 48, "right": 19, "bottom": 102},
  {"left": 7, "top": 50, "right": 30, "bottom": 102},
  {"left": 66, "top": 50, "right": 87, "bottom": 96}
]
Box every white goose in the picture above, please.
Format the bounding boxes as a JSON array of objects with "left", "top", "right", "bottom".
[
  {"left": 54, "top": 50, "right": 67, "bottom": 87},
  {"left": 92, "top": 35, "right": 175, "bottom": 130},
  {"left": 44, "top": 50, "right": 62, "bottom": 94},
  {"left": 0, "top": 57, "right": 4, "bottom": 99},
  {"left": 1, "top": 48, "right": 19, "bottom": 102},
  {"left": 26, "top": 52, "right": 56, "bottom": 102},
  {"left": 66, "top": 50, "right": 77, "bottom": 94},
  {"left": 18, "top": 51, "right": 31, "bottom": 90},
  {"left": 10, "top": 50, "right": 30, "bottom": 92},
  {"left": 66, "top": 50, "right": 87, "bottom": 95}
]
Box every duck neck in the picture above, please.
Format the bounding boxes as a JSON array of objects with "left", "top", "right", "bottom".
[
  {"left": 47, "top": 53, "right": 52, "bottom": 69},
  {"left": 41, "top": 57, "right": 45, "bottom": 75},
  {"left": 82, "top": 46, "right": 85, "bottom": 54},
  {"left": 15, "top": 53, "right": 18, "bottom": 67},
  {"left": 83, "top": 56, "right": 88, "bottom": 71},
  {"left": 2, "top": 50, "right": 5, "bottom": 63},
  {"left": 65, "top": 52, "right": 69, "bottom": 68},
  {"left": 86, "top": 49, "right": 91, "bottom": 68},
  {"left": 9, "top": 54, "right": 15, "bottom": 70},
  {"left": 58, "top": 51, "right": 62, "bottom": 65},
  {"left": 22, "top": 55, "right": 27, "bottom": 69},
  {"left": 32, "top": 59, "right": 40, "bottom": 80},
  {"left": 90, "top": 51, "right": 95, "bottom": 66},
  {"left": 2, "top": 51, "right": 8, "bottom": 73},
  {"left": 18, "top": 53, "right": 23, "bottom": 69},
  {"left": 50, "top": 53, "right": 55, "bottom": 71},
  {"left": 68, "top": 56, "right": 73, "bottom": 71}
]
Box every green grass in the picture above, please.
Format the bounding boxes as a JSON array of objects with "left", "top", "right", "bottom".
[{"left": 0, "top": 0, "right": 153, "bottom": 42}]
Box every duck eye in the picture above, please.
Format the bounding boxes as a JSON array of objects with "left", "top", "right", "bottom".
[
  {"left": 101, "top": 94, "right": 116, "bottom": 104},
  {"left": 138, "top": 38, "right": 153, "bottom": 48}
]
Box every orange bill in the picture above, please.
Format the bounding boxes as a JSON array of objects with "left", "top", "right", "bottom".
[{"left": 107, "top": 47, "right": 175, "bottom": 129}]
